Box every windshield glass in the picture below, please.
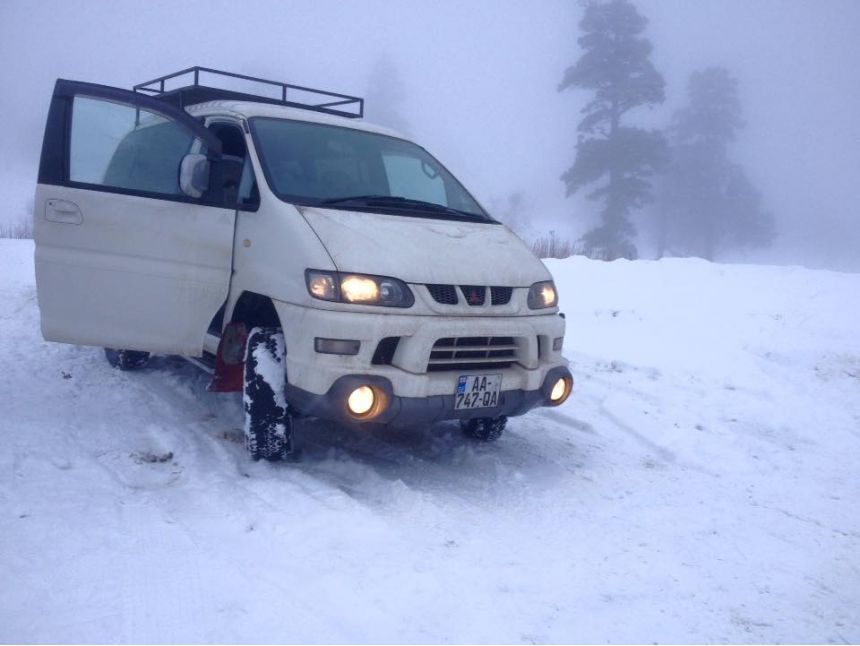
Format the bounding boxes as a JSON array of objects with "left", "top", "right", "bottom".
[{"left": 250, "top": 117, "right": 489, "bottom": 221}]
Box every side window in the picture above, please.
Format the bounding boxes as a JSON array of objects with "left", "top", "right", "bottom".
[
  {"left": 69, "top": 96, "right": 196, "bottom": 196},
  {"left": 381, "top": 153, "right": 446, "bottom": 204},
  {"left": 208, "top": 121, "right": 259, "bottom": 208}
]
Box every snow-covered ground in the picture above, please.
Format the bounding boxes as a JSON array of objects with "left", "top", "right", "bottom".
[{"left": 1, "top": 239, "right": 858, "bottom": 643}]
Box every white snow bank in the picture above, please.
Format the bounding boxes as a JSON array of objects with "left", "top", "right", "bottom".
[
  {"left": 546, "top": 255, "right": 860, "bottom": 379},
  {"left": 1, "top": 239, "right": 858, "bottom": 643}
]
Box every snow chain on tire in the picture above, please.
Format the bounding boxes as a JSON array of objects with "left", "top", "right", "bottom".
[{"left": 243, "top": 327, "right": 293, "bottom": 461}]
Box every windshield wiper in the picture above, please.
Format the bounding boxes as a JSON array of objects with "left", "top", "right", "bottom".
[{"left": 318, "top": 195, "right": 486, "bottom": 220}]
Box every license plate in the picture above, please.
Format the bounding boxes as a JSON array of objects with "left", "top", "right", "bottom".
[{"left": 454, "top": 374, "right": 502, "bottom": 410}]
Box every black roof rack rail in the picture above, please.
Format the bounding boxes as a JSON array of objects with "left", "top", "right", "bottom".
[{"left": 133, "top": 66, "right": 364, "bottom": 119}]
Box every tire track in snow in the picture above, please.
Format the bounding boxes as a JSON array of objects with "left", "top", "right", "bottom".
[{"left": 118, "top": 496, "right": 206, "bottom": 643}]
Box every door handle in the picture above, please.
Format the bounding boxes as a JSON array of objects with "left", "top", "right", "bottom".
[{"left": 45, "top": 199, "right": 83, "bottom": 224}]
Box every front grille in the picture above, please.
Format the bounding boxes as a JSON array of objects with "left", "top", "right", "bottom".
[
  {"left": 460, "top": 285, "right": 486, "bottom": 306},
  {"left": 425, "top": 284, "right": 515, "bottom": 307},
  {"left": 427, "top": 336, "right": 518, "bottom": 372},
  {"left": 426, "top": 284, "right": 458, "bottom": 305},
  {"left": 490, "top": 286, "right": 513, "bottom": 305}
]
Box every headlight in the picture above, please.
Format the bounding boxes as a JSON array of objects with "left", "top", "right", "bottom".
[
  {"left": 305, "top": 270, "right": 414, "bottom": 308},
  {"left": 527, "top": 280, "right": 558, "bottom": 309},
  {"left": 306, "top": 270, "right": 338, "bottom": 301},
  {"left": 341, "top": 275, "right": 379, "bottom": 303}
]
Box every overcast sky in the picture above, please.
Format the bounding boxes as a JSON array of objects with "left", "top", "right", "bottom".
[{"left": 1, "top": 0, "right": 858, "bottom": 270}]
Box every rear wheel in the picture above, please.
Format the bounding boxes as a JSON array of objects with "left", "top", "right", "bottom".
[
  {"left": 243, "top": 327, "right": 292, "bottom": 461},
  {"left": 104, "top": 348, "right": 150, "bottom": 370},
  {"left": 461, "top": 416, "right": 507, "bottom": 441}
]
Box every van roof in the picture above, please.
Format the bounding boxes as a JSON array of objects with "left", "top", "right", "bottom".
[{"left": 184, "top": 100, "right": 405, "bottom": 139}]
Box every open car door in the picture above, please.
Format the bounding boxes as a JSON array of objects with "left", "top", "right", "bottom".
[{"left": 34, "top": 79, "right": 236, "bottom": 356}]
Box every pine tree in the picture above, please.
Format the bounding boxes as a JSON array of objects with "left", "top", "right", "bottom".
[
  {"left": 559, "top": 0, "right": 668, "bottom": 260},
  {"left": 659, "top": 67, "right": 774, "bottom": 259}
]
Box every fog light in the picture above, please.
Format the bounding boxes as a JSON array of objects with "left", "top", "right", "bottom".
[
  {"left": 549, "top": 377, "right": 571, "bottom": 404},
  {"left": 347, "top": 386, "right": 375, "bottom": 416}
]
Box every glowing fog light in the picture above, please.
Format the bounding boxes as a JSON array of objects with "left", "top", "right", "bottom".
[
  {"left": 549, "top": 377, "right": 570, "bottom": 404},
  {"left": 347, "top": 386, "right": 376, "bottom": 416}
]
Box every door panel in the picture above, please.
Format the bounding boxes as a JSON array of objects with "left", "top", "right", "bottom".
[{"left": 34, "top": 79, "right": 235, "bottom": 356}]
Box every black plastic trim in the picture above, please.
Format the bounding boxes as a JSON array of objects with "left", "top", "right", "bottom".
[
  {"left": 38, "top": 94, "right": 70, "bottom": 185},
  {"left": 371, "top": 337, "right": 401, "bottom": 365},
  {"left": 285, "top": 367, "right": 573, "bottom": 429}
]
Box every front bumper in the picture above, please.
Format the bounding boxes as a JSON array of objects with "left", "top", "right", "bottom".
[
  {"left": 286, "top": 366, "right": 573, "bottom": 428},
  {"left": 272, "top": 300, "right": 570, "bottom": 426}
]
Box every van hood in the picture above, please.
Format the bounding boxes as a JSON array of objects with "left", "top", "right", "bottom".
[{"left": 299, "top": 207, "right": 550, "bottom": 286}]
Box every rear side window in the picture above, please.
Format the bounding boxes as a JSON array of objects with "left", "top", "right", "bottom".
[{"left": 69, "top": 96, "right": 196, "bottom": 195}]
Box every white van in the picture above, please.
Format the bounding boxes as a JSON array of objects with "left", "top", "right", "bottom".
[{"left": 33, "top": 67, "right": 572, "bottom": 461}]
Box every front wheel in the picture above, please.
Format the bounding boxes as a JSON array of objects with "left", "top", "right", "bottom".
[
  {"left": 104, "top": 348, "right": 150, "bottom": 370},
  {"left": 243, "top": 327, "right": 292, "bottom": 461}
]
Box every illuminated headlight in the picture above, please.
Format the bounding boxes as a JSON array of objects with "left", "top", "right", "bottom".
[
  {"left": 527, "top": 280, "right": 558, "bottom": 309},
  {"left": 341, "top": 275, "right": 379, "bottom": 303},
  {"left": 305, "top": 270, "right": 414, "bottom": 308}
]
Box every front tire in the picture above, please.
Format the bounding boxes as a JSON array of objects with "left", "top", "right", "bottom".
[
  {"left": 104, "top": 348, "right": 150, "bottom": 370},
  {"left": 243, "top": 327, "right": 292, "bottom": 461}
]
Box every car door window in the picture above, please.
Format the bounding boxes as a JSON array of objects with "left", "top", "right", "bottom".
[
  {"left": 207, "top": 121, "right": 259, "bottom": 208},
  {"left": 70, "top": 96, "right": 196, "bottom": 196}
]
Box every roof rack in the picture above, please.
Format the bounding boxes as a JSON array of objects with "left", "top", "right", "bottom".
[{"left": 133, "top": 66, "right": 364, "bottom": 119}]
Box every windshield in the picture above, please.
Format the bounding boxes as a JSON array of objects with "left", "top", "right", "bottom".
[{"left": 250, "top": 117, "right": 490, "bottom": 221}]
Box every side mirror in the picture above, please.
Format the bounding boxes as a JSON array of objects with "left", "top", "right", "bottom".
[{"left": 179, "top": 153, "right": 210, "bottom": 198}]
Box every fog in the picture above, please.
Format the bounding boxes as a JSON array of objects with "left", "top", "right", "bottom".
[{"left": 1, "top": 0, "right": 858, "bottom": 270}]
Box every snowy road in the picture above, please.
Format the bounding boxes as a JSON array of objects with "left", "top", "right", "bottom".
[{"left": 1, "top": 240, "right": 858, "bottom": 643}]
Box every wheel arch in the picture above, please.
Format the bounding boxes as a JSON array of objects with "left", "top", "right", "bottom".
[
  {"left": 226, "top": 290, "right": 282, "bottom": 330},
  {"left": 208, "top": 291, "right": 283, "bottom": 394}
]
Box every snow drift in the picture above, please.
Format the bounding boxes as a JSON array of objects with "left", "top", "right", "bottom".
[{"left": 1, "top": 239, "right": 858, "bottom": 643}]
